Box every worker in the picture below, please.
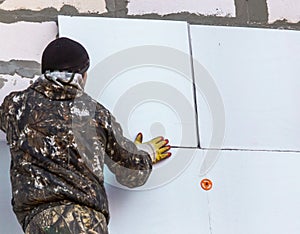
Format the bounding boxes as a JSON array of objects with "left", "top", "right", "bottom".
[{"left": 0, "top": 37, "right": 171, "bottom": 234}]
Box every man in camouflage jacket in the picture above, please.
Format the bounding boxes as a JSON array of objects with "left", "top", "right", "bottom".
[{"left": 0, "top": 38, "right": 171, "bottom": 233}]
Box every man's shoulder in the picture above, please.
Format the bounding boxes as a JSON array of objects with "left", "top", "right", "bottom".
[
  {"left": 81, "top": 93, "right": 109, "bottom": 111},
  {"left": 2, "top": 88, "right": 31, "bottom": 105}
]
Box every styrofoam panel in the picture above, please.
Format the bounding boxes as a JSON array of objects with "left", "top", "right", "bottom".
[
  {"left": 267, "top": 0, "right": 300, "bottom": 23},
  {"left": 206, "top": 150, "right": 300, "bottom": 234},
  {"left": 127, "top": 0, "right": 235, "bottom": 17},
  {"left": 191, "top": 25, "right": 300, "bottom": 150},
  {"left": 0, "top": 142, "right": 23, "bottom": 234},
  {"left": 1, "top": 141, "right": 210, "bottom": 233},
  {"left": 104, "top": 146, "right": 196, "bottom": 190},
  {"left": 0, "top": 22, "right": 57, "bottom": 61},
  {"left": 0, "top": 0, "right": 107, "bottom": 14},
  {"left": 59, "top": 16, "right": 198, "bottom": 147},
  {"left": 105, "top": 149, "right": 211, "bottom": 234}
]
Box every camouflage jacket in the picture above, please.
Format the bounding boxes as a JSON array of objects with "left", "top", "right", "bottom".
[{"left": 0, "top": 72, "right": 152, "bottom": 231}]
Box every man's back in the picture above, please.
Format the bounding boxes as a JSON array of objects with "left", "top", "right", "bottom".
[{"left": 0, "top": 72, "right": 153, "bottom": 232}]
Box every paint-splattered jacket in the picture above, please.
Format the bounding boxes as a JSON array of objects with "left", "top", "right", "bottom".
[{"left": 0, "top": 73, "right": 152, "bottom": 231}]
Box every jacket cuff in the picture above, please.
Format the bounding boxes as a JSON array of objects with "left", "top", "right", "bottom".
[{"left": 136, "top": 143, "right": 156, "bottom": 162}]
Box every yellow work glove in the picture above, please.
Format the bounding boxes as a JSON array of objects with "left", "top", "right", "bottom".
[{"left": 134, "top": 132, "right": 172, "bottom": 164}]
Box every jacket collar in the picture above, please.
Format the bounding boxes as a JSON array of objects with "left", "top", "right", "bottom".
[{"left": 31, "top": 71, "right": 85, "bottom": 100}]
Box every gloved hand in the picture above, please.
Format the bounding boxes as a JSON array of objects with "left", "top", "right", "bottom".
[{"left": 134, "top": 133, "right": 172, "bottom": 164}]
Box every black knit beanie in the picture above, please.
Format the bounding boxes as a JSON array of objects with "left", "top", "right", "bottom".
[{"left": 41, "top": 37, "right": 90, "bottom": 74}]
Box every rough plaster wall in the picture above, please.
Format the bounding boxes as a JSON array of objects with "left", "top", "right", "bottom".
[
  {"left": 0, "top": 21, "right": 57, "bottom": 98},
  {"left": 267, "top": 0, "right": 300, "bottom": 23},
  {"left": 0, "top": 22, "right": 57, "bottom": 61},
  {"left": 0, "top": 0, "right": 107, "bottom": 14},
  {"left": 127, "top": 0, "right": 236, "bottom": 17},
  {"left": 107, "top": 0, "right": 300, "bottom": 29}
]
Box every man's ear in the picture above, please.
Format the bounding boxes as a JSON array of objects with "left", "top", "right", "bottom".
[
  {"left": 83, "top": 72, "right": 87, "bottom": 80},
  {"left": 82, "top": 72, "right": 88, "bottom": 87}
]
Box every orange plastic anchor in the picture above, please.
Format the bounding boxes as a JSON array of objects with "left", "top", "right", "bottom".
[{"left": 201, "top": 178, "right": 213, "bottom": 191}]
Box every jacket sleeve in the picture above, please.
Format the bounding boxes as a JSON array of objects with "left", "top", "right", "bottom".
[
  {"left": 96, "top": 105, "right": 152, "bottom": 188},
  {"left": 0, "top": 93, "right": 13, "bottom": 134}
]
